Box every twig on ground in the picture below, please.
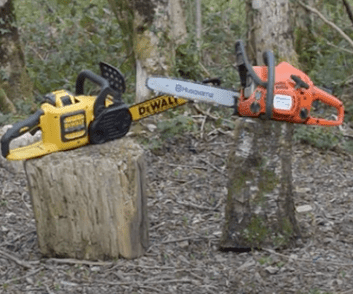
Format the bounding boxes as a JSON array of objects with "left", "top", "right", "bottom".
[
  {"left": 0, "top": 230, "right": 36, "bottom": 248},
  {"left": 0, "top": 249, "right": 39, "bottom": 269},
  {"left": 199, "top": 158, "right": 225, "bottom": 174},
  {"left": 87, "top": 278, "right": 193, "bottom": 287},
  {"left": 150, "top": 222, "right": 166, "bottom": 231},
  {"left": 160, "top": 236, "right": 201, "bottom": 244},
  {"left": 168, "top": 163, "right": 208, "bottom": 170},
  {"left": 176, "top": 199, "right": 220, "bottom": 211},
  {"left": 2, "top": 267, "right": 43, "bottom": 285},
  {"left": 262, "top": 248, "right": 353, "bottom": 266},
  {"left": 192, "top": 104, "right": 219, "bottom": 121},
  {"left": 200, "top": 115, "right": 207, "bottom": 139},
  {"left": 48, "top": 258, "right": 113, "bottom": 267}
]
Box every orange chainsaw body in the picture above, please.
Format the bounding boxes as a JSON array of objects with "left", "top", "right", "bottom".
[{"left": 237, "top": 62, "right": 344, "bottom": 126}]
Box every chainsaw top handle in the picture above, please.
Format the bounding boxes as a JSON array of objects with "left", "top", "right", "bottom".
[
  {"left": 75, "top": 70, "right": 118, "bottom": 118},
  {"left": 1, "top": 109, "right": 44, "bottom": 158},
  {"left": 235, "top": 40, "right": 275, "bottom": 119}
]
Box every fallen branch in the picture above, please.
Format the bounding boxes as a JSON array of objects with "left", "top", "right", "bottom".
[
  {"left": 0, "top": 249, "right": 39, "bottom": 269},
  {"left": 2, "top": 267, "right": 43, "bottom": 286},
  {"left": 297, "top": 0, "right": 353, "bottom": 48},
  {"left": 48, "top": 258, "right": 113, "bottom": 266},
  {"left": 262, "top": 248, "right": 353, "bottom": 266},
  {"left": 176, "top": 199, "right": 220, "bottom": 211},
  {"left": 160, "top": 236, "right": 199, "bottom": 244},
  {"left": 81, "top": 278, "right": 193, "bottom": 287},
  {"left": 199, "top": 157, "right": 225, "bottom": 174}
]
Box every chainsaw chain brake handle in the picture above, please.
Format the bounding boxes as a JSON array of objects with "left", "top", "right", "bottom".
[
  {"left": 75, "top": 62, "right": 126, "bottom": 118},
  {"left": 99, "top": 62, "right": 126, "bottom": 97},
  {"left": 1, "top": 109, "right": 44, "bottom": 158},
  {"left": 235, "top": 40, "right": 275, "bottom": 119}
]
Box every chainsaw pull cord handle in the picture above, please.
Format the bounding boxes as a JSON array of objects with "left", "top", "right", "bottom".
[
  {"left": 75, "top": 70, "right": 117, "bottom": 118},
  {"left": 1, "top": 109, "right": 44, "bottom": 158},
  {"left": 235, "top": 40, "right": 275, "bottom": 119}
]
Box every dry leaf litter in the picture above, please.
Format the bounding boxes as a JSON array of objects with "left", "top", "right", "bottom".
[{"left": 1, "top": 113, "right": 353, "bottom": 294}]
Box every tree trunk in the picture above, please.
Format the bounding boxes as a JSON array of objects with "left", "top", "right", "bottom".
[
  {"left": 196, "top": 0, "right": 202, "bottom": 50},
  {"left": 24, "top": 138, "right": 149, "bottom": 260},
  {"left": 108, "top": 0, "right": 187, "bottom": 103},
  {"left": 221, "top": 0, "right": 301, "bottom": 250},
  {"left": 0, "top": 0, "right": 32, "bottom": 113}
]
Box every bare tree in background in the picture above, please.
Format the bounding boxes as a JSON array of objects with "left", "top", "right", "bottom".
[
  {"left": 0, "top": 0, "right": 32, "bottom": 113},
  {"left": 108, "top": 0, "right": 187, "bottom": 103},
  {"left": 196, "top": 0, "right": 202, "bottom": 50},
  {"left": 221, "top": 0, "right": 301, "bottom": 250}
]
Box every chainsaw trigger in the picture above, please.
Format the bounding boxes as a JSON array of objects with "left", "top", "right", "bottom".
[{"left": 29, "top": 126, "right": 41, "bottom": 136}]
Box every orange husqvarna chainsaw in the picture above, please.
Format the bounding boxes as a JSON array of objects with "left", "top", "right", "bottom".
[{"left": 1, "top": 40, "right": 344, "bottom": 160}]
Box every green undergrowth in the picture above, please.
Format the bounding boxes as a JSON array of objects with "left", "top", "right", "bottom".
[
  {"left": 293, "top": 125, "right": 341, "bottom": 150},
  {"left": 14, "top": 0, "right": 133, "bottom": 102}
]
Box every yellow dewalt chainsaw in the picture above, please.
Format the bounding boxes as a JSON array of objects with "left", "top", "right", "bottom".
[{"left": 1, "top": 62, "right": 188, "bottom": 160}]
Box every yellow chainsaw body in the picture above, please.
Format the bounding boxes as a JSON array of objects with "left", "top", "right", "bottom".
[
  {"left": 6, "top": 90, "right": 109, "bottom": 161},
  {"left": 2, "top": 62, "right": 189, "bottom": 161}
]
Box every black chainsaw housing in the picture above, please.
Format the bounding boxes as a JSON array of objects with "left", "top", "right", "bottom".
[{"left": 89, "top": 104, "right": 132, "bottom": 145}]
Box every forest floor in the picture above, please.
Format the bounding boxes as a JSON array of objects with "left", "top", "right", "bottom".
[{"left": 1, "top": 115, "right": 353, "bottom": 294}]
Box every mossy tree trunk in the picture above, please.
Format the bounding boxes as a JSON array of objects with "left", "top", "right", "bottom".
[
  {"left": 108, "top": 0, "right": 187, "bottom": 103},
  {"left": 220, "top": 0, "right": 301, "bottom": 250},
  {"left": 0, "top": 0, "right": 32, "bottom": 113}
]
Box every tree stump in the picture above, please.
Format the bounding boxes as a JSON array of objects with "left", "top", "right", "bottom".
[
  {"left": 220, "top": 119, "right": 301, "bottom": 250},
  {"left": 24, "top": 138, "right": 149, "bottom": 260}
]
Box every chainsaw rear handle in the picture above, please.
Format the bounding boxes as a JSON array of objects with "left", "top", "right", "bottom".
[
  {"left": 75, "top": 70, "right": 117, "bottom": 118},
  {"left": 1, "top": 109, "right": 44, "bottom": 158},
  {"left": 235, "top": 40, "right": 275, "bottom": 119},
  {"left": 306, "top": 86, "right": 344, "bottom": 126}
]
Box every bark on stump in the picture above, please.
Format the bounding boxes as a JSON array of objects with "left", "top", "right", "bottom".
[
  {"left": 220, "top": 118, "right": 300, "bottom": 250},
  {"left": 24, "top": 138, "right": 149, "bottom": 260}
]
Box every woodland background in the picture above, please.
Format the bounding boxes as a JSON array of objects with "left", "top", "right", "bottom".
[
  {"left": 2, "top": 1, "right": 353, "bottom": 294},
  {"left": 1, "top": 0, "right": 353, "bottom": 151}
]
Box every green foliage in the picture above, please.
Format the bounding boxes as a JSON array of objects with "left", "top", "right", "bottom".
[
  {"left": 342, "top": 139, "right": 353, "bottom": 153},
  {"left": 295, "top": 2, "right": 353, "bottom": 97},
  {"left": 157, "top": 114, "right": 195, "bottom": 139},
  {"left": 14, "top": 0, "right": 134, "bottom": 103},
  {"left": 293, "top": 125, "right": 341, "bottom": 150},
  {"left": 242, "top": 215, "right": 268, "bottom": 246},
  {"left": 173, "top": 38, "right": 203, "bottom": 81},
  {"left": 258, "top": 256, "right": 272, "bottom": 265},
  {"left": 179, "top": 0, "right": 245, "bottom": 88}
]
